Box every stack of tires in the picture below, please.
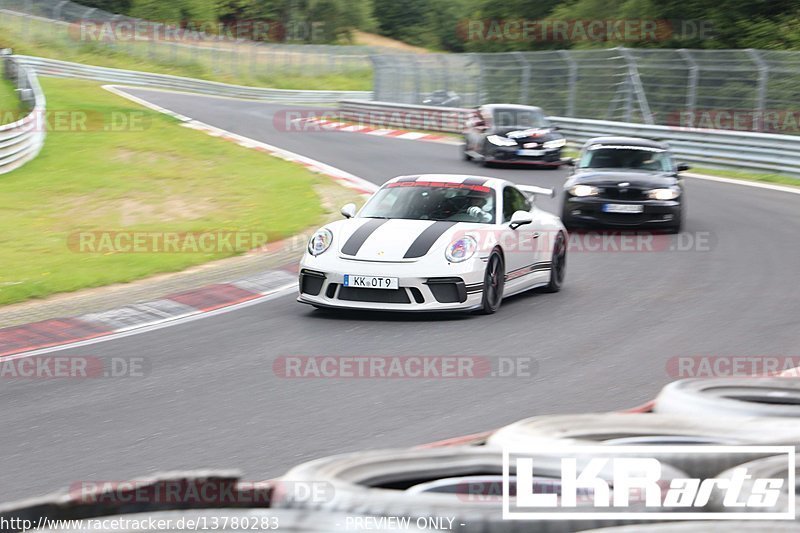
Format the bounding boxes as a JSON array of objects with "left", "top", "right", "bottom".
[{"left": 269, "top": 377, "right": 800, "bottom": 532}]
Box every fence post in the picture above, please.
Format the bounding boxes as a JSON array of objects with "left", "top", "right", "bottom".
[
  {"left": 53, "top": 0, "right": 69, "bottom": 20},
  {"left": 618, "top": 47, "right": 654, "bottom": 124},
  {"left": 412, "top": 55, "right": 421, "bottom": 104},
  {"left": 747, "top": 48, "right": 768, "bottom": 132},
  {"left": 678, "top": 49, "right": 697, "bottom": 128},
  {"left": 513, "top": 51, "right": 530, "bottom": 105},
  {"left": 558, "top": 50, "right": 577, "bottom": 117},
  {"left": 476, "top": 54, "right": 486, "bottom": 105}
]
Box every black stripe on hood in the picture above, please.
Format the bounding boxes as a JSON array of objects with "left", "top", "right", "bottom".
[
  {"left": 341, "top": 218, "right": 388, "bottom": 256},
  {"left": 404, "top": 221, "right": 457, "bottom": 258}
]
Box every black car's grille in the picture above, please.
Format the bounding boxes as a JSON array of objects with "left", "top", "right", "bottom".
[
  {"left": 598, "top": 212, "right": 651, "bottom": 225},
  {"left": 337, "top": 286, "right": 411, "bottom": 304},
  {"left": 600, "top": 188, "right": 648, "bottom": 201}
]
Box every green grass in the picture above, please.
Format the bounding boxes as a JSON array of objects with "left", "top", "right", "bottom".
[
  {"left": 0, "top": 14, "right": 373, "bottom": 91},
  {"left": 0, "top": 76, "right": 26, "bottom": 125},
  {"left": 0, "top": 78, "right": 328, "bottom": 306},
  {"left": 688, "top": 166, "right": 800, "bottom": 187}
]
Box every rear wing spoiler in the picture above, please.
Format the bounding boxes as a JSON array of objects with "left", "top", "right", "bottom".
[{"left": 517, "top": 184, "right": 556, "bottom": 199}]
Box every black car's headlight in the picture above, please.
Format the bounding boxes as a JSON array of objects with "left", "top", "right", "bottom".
[
  {"left": 487, "top": 135, "right": 518, "bottom": 147},
  {"left": 308, "top": 228, "right": 333, "bottom": 256},
  {"left": 647, "top": 187, "right": 681, "bottom": 200},
  {"left": 568, "top": 185, "right": 600, "bottom": 197}
]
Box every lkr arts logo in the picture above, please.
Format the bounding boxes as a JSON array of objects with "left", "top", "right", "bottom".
[{"left": 503, "top": 446, "right": 795, "bottom": 520}]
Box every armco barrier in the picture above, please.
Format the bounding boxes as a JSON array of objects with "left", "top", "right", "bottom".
[
  {"left": 0, "top": 54, "right": 45, "bottom": 175},
  {"left": 338, "top": 99, "right": 800, "bottom": 177},
  {"left": 15, "top": 55, "right": 372, "bottom": 103}
]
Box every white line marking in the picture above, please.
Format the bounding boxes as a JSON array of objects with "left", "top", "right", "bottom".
[{"left": 685, "top": 172, "right": 800, "bottom": 195}]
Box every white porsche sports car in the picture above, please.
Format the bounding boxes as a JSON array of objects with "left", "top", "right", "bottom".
[{"left": 298, "top": 174, "right": 567, "bottom": 313}]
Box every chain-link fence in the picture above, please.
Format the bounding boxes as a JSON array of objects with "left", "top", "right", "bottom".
[
  {"left": 0, "top": 0, "right": 379, "bottom": 84},
  {"left": 373, "top": 48, "right": 800, "bottom": 134}
]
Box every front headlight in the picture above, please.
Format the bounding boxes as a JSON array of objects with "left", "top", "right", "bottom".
[
  {"left": 445, "top": 236, "right": 477, "bottom": 263},
  {"left": 647, "top": 188, "right": 681, "bottom": 200},
  {"left": 568, "top": 185, "right": 600, "bottom": 197},
  {"left": 308, "top": 228, "right": 333, "bottom": 256},
  {"left": 543, "top": 138, "right": 566, "bottom": 150},
  {"left": 487, "top": 135, "right": 518, "bottom": 147}
]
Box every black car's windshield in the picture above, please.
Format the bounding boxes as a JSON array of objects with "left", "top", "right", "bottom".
[
  {"left": 579, "top": 145, "right": 672, "bottom": 171},
  {"left": 492, "top": 108, "right": 548, "bottom": 129},
  {"left": 360, "top": 182, "right": 496, "bottom": 224}
]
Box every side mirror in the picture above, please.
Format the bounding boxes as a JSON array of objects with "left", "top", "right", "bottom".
[
  {"left": 563, "top": 157, "right": 576, "bottom": 167},
  {"left": 509, "top": 210, "right": 534, "bottom": 230},
  {"left": 677, "top": 162, "right": 690, "bottom": 172},
  {"left": 340, "top": 203, "right": 357, "bottom": 219}
]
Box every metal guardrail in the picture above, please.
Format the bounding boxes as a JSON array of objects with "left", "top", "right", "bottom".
[
  {"left": 0, "top": 53, "right": 45, "bottom": 175},
  {"left": 337, "top": 100, "right": 800, "bottom": 177},
  {"left": 15, "top": 55, "right": 372, "bottom": 103}
]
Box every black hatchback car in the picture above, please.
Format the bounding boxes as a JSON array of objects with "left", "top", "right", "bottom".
[
  {"left": 463, "top": 104, "right": 566, "bottom": 167},
  {"left": 561, "top": 137, "right": 690, "bottom": 233}
]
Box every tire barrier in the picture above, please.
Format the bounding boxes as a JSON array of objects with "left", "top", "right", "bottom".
[
  {"left": 272, "top": 446, "right": 690, "bottom": 533},
  {"left": 709, "top": 453, "right": 799, "bottom": 516},
  {"left": 486, "top": 413, "right": 800, "bottom": 479},
  {"left": 654, "top": 378, "right": 800, "bottom": 418}
]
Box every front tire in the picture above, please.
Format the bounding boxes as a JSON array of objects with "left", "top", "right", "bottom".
[
  {"left": 542, "top": 231, "right": 567, "bottom": 293},
  {"left": 480, "top": 250, "right": 505, "bottom": 314}
]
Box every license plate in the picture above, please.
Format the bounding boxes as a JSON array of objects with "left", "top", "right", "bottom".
[
  {"left": 517, "top": 149, "right": 545, "bottom": 156},
  {"left": 603, "top": 203, "right": 644, "bottom": 214},
  {"left": 343, "top": 275, "right": 399, "bottom": 290}
]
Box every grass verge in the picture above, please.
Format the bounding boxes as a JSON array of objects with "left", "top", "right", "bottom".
[
  {"left": 0, "top": 14, "right": 373, "bottom": 91},
  {"left": 0, "top": 77, "right": 329, "bottom": 306}
]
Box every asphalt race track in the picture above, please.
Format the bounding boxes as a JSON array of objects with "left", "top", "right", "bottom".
[{"left": 1, "top": 89, "right": 799, "bottom": 503}]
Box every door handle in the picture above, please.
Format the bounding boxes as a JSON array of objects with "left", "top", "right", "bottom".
[{"left": 532, "top": 232, "right": 540, "bottom": 239}]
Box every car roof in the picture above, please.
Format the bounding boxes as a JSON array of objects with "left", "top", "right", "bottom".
[
  {"left": 479, "top": 103, "right": 544, "bottom": 114},
  {"left": 583, "top": 136, "right": 669, "bottom": 150},
  {"left": 386, "top": 174, "right": 514, "bottom": 191}
]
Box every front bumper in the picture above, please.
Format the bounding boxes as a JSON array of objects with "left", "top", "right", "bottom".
[
  {"left": 563, "top": 196, "right": 682, "bottom": 227},
  {"left": 297, "top": 259, "right": 486, "bottom": 312},
  {"left": 485, "top": 146, "right": 563, "bottom": 165}
]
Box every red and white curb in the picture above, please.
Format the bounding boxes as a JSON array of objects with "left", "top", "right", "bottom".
[
  {"left": 0, "top": 270, "right": 297, "bottom": 359},
  {"left": 291, "top": 116, "right": 460, "bottom": 145},
  {"left": 0, "top": 87, "right": 379, "bottom": 359}
]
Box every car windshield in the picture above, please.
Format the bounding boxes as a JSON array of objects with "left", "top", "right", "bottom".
[
  {"left": 579, "top": 145, "right": 672, "bottom": 171},
  {"left": 492, "top": 108, "right": 548, "bottom": 129},
  {"left": 360, "top": 182, "right": 496, "bottom": 224}
]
